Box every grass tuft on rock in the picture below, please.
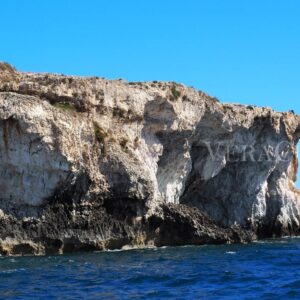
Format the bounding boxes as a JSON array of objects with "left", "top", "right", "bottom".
[{"left": 53, "top": 102, "right": 77, "bottom": 112}]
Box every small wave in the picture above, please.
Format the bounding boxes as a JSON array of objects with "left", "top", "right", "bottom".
[
  {"left": 254, "top": 240, "right": 289, "bottom": 244},
  {"left": 226, "top": 251, "right": 236, "bottom": 254},
  {"left": 103, "top": 249, "right": 123, "bottom": 253},
  {"left": 95, "top": 245, "right": 157, "bottom": 253},
  {"left": 282, "top": 235, "right": 300, "bottom": 239},
  {"left": 1, "top": 268, "right": 26, "bottom": 274}
]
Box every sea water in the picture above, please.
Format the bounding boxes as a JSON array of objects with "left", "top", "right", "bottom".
[{"left": 1, "top": 238, "right": 300, "bottom": 299}]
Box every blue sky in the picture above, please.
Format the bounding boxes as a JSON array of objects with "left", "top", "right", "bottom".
[{"left": 1, "top": 0, "right": 300, "bottom": 183}]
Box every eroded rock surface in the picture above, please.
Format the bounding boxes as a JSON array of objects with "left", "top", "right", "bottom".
[{"left": 0, "top": 63, "right": 299, "bottom": 255}]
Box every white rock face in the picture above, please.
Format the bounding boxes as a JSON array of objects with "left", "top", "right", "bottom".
[
  {"left": 0, "top": 94, "right": 68, "bottom": 209},
  {"left": 0, "top": 64, "right": 300, "bottom": 236}
]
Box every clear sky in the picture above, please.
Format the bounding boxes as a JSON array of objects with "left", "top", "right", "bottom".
[{"left": 1, "top": 0, "right": 300, "bottom": 183}]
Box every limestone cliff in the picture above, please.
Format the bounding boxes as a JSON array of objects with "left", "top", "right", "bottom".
[{"left": 0, "top": 62, "right": 299, "bottom": 255}]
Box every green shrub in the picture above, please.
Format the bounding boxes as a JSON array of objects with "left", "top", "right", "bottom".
[
  {"left": 170, "top": 85, "right": 181, "bottom": 101},
  {"left": 60, "top": 78, "right": 68, "bottom": 84},
  {"left": 93, "top": 122, "right": 108, "bottom": 155},
  {"left": 0, "top": 62, "right": 16, "bottom": 73}
]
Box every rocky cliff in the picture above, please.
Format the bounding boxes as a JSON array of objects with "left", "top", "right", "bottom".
[{"left": 0, "top": 62, "right": 299, "bottom": 255}]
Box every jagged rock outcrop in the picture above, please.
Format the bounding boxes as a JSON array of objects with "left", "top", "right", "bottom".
[{"left": 0, "top": 62, "right": 299, "bottom": 255}]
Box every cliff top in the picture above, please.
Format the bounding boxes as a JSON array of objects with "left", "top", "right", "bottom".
[{"left": 0, "top": 62, "right": 299, "bottom": 136}]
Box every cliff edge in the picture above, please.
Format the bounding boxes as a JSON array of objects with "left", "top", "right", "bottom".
[{"left": 0, "top": 62, "right": 299, "bottom": 255}]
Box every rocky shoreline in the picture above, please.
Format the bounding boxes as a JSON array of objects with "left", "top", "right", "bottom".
[{"left": 0, "top": 63, "right": 299, "bottom": 255}]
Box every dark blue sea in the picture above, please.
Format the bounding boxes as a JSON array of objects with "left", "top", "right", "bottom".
[{"left": 1, "top": 238, "right": 300, "bottom": 299}]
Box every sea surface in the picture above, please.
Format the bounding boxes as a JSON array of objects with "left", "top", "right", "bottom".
[{"left": 0, "top": 238, "right": 300, "bottom": 299}]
